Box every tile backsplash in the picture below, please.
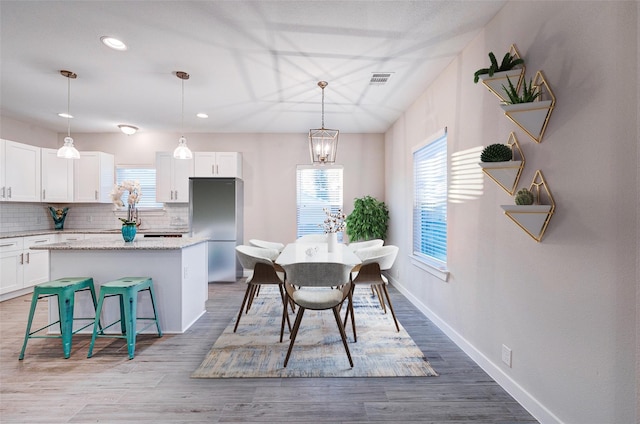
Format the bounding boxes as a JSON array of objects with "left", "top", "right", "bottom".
[{"left": 0, "top": 202, "right": 189, "bottom": 233}]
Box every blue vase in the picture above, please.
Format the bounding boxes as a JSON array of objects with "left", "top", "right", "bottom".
[{"left": 121, "top": 224, "right": 137, "bottom": 242}]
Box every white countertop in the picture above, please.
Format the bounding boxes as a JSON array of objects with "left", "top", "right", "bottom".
[
  {"left": 31, "top": 236, "right": 208, "bottom": 250},
  {"left": 0, "top": 228, "right": 189, "bottom": 239}
]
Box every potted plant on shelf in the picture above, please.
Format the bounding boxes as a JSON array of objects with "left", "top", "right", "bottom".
[
  {"left": 111, "top": 180, "right": 142, "bottom": 242},
  {"left": 345, "top": 195, "right": 389, "bottom": 242},
  {"left": 500, "top": 170, "right": 555, "bottom": 242},
  {"left": 473, "top": 46, "right": 525, "bottom": 102},
  {"left": 499, "top": 70, "right": 556, "bottom": 144},
  {"left": 473, "top": 51, "right": 524, "bottom": 83},
  {"left": 478, "top": 133, "right": 525, "bottom": 196}
]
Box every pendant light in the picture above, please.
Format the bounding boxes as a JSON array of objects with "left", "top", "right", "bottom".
[
  {"left": 57, "top": 70, "right": 80, "bottom": 159},
  {"left": 173, "top": 71, "right": 193, "bottom": 159},
  {"left": 308, "top": 81, "right": 339, "bottom": 164}
]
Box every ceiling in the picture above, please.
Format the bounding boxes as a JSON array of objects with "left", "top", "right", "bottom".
[{"left": 0, "top": 0, "right": 506, "bottom": 135}]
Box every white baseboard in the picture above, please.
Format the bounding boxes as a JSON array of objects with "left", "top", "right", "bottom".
[{"left": 389, "top": 276, "right": 563, "bottom": 424}]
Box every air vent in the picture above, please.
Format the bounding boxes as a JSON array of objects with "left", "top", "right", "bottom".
[{"left": 369, "top": 73, "right": 393, "bottom": 85}]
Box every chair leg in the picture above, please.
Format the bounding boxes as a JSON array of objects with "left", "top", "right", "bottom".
[
  {"left": 332, "top": 306, "right": 354, "bottom": 368},
  {"left": 381, "top": 284, "right": 400, "bottom": 332},
  {"left": 283, "top": 307, "right": 305, "bottom": 367},
  {"left": 342, "top": 286, "right": 357, "bottom": 342},
  {"left": 19, "top": 290, "right": 41, "bottom": 360},
  {"left": 124, "top": 291, "right": 137, "bottom": 359},
  {"left": 233, "top": 285, "right": 253, "bottom": 332},
  {"left": 88, "top": 291, "right": 107, "bottom": 358},
  {"left": 147, "top": 286, "right": 162, "bottom": 337},
  {"left": 373, "top": 284, "right": 386, "bottom": 313},
  {"left": 246, "top": 285, "right": 258, "bottom": 312},
  {"left": 280, "top": 292, "right": 288, "bottom": 343},
  {"left": 59, "top": 288, "right": 75, "bottom": 359},
  {"left": 277, "top": 284, "right": 291, "bottom": 333}
]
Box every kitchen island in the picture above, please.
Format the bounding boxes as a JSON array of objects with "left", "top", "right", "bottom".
[{"left": 31, "top": 237, "right": 209, "bottom": 333}]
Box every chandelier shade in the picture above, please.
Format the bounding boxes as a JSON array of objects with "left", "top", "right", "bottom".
[
  {"left": 309, "top": 81, "right": 339, "bottom": 164},
  {"left": 57, "top": 70, "right": 80, "bottom": 159},
  {"left": 173, "top": 71, "right": 193, "bottom": 159}
]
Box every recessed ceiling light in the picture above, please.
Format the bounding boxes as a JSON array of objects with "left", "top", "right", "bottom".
[
  {"left": 196, "top": 113, "right": 208, "bottom": 119},
  {"left": 118, "top": 124, "right": 138, "bottom": 135},
  {"left": 100, "top": 36, "right": 127, "bottom": 51},
  {"left": 58, "top": 113, "right": 73, "bottom": 119}
]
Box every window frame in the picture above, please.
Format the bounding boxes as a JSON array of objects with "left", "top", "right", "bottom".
[
  {"left": 115, "top": 165, "right": 163, "bottom": 210},
  {"left": 411, "top": 128, "right": 450, "bottom": 281},
  {"left": 296, "top": 164, "right": 344, "bottom": 242}
]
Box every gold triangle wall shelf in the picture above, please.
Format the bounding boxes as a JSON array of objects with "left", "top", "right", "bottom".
[
  {"left": 500, "top": 170, "right": 555, "bottom": 242},
  {"left": 478, "top": 44, "right": 525, "bottom": 103},
  {"left": 500, "top": 70, "right": 555, "bottom": 143},
  {"left": 479, "top": 132, "right": 525, "bottom": 196}
]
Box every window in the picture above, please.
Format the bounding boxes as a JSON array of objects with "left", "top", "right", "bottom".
[
  {"left": 296, "top": 165, "right": 343, "bottom": 241},
  {"left": 413, "top": 128, "right": 448, "bottom": 267},
  {"left": 115, "top": 166, "right": 163, "bottom": 209}
]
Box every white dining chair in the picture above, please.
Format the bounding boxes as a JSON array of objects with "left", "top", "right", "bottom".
[
  {"left": 345, "top": 245, "right": 400, "bottom": 342},
  {"left": 235, "top": 245, "right": 291, "bottom": 341},
  {"left": 346, "top": 239, "right": 384, "bottom": 252},
  {"left": 249, "top": 239, "right": 285, "bottom": 252},
  {"left": 281, "top": 262, "right": 354, "bottom": 368}
]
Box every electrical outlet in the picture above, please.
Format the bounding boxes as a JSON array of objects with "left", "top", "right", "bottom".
[
  {"left": 502, "top": 344, "right": 512, "bottom": 368},
  {"left": 87, "top": 216, "right": 93, "bottom": 222}
]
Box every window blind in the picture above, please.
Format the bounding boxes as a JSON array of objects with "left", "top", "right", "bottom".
[
  {"left": 413, "top": 132, "right": 447, "bottom": 264},
  {"left": 296, "top": 165, "right": 343, "bottom": 241},
  {"left": 115, "top": 167, "right": 163, "bottom": 209}
]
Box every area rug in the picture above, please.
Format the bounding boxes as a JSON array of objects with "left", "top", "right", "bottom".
[{"left": 191, "top": 286, "right": 438, "bottom": 378}]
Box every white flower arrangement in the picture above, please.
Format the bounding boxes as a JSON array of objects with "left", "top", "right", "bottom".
[
  {"left": 111, "top": 180, "right": 141, "bottom": 225},
  {"left": 319, "top": 208, "right": 346, "bottom": 233}
]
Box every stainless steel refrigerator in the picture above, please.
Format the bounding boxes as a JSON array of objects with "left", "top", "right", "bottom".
[{"left": 189, "top": 177, "right": 243, "bottom": 282}]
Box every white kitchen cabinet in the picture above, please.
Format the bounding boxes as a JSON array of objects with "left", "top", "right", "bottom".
[
  {"left": 0, "top": 238, "right": 23, "bottom": 295},
  {"left": 1, "top": 139, "right": 41, "bottom": 202},
  {"left": 193, "top": 152, "right": 242, "bottom": 178},
  {"left": 156, "top": 152, "right": 193, "bottom": 203},
  {"left": 56, "top": 233, "right": 85, "bottom": 242},
  {"left": 0, "top": 234, "right": 53, "bottom": 298},
  {"left": 41, "top": 148, "right": 74, "bottom": 202},
  {"left": 74, "top": 151, "right": 114, "bottom": 202},
  {"left": 22, "top": 235, "right": 54, "bottom": 289}
]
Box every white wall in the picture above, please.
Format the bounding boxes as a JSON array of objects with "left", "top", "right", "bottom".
[{"left": 384, "top": 2, "right": 638, "bottom": 423}]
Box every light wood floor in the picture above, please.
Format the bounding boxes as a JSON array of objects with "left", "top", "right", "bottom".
[{"left": 0, "top": 281, "right": 538, "bottom": 423}]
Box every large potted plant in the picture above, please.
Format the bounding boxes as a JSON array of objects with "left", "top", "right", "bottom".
[{"left": 345, "top": 195, "right": 389, "bottom": 242}]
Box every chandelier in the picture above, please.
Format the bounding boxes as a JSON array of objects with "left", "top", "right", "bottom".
[{"left": 308, "top": 81, "right": 339, "bottom": 164}]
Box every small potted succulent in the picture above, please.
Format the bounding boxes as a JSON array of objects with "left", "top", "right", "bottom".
[
  {"left": 473, "top": 51, "right": 524, "bottom": 83},
  {"left": 514, "top": 188, "right": 535, "bottom": 205},
  {"left": 480, "top": 143, "right": 513, "bottom": 162},
  {"left": 499, "top": 71, "right": 555, "bottom": 144},
  {"left": 501, "top": 76, "right": 541, "bottom": 104},
  {"left": 478, "top": 134, "right": 525, "bottom": 196}
]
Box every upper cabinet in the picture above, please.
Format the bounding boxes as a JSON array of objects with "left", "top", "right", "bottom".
[
  {"left": 194, "top": 152, "right": 242, "bottom": 178},
  {"left": 41, "top": 148, "right": 74, "bottom": 202},
  {"left": 74, "top": 151, "right": 115, "bottom": 203},
  {"left": 1, "top": 139, "right": 41, "bottom": 202},
  {"left": 156, "top": 152, "right": 194, "bottom": 203}
]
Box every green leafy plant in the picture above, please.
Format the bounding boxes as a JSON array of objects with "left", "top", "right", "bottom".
[
  {"left": 345, "top": 195, "right": 389, "bottom": 242},
  {"left": 480, "top": 144, "right": 513, "bottom": 162},
  {"left": 515, "top": 188, "right": 535, "bottom": 205},
  {"left": 473, "top": 51, "right": 524, "bottom": 83},
  {"left": 502, "top": 75, "right": 541, "bottom": 104}
]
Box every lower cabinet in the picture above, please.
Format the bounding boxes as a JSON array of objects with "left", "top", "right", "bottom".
[{"left": 0, "top": 234, "right": 54, "bottom": 299}]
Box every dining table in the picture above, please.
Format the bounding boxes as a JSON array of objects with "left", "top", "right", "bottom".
[{"left": 275, "top": 241, "right": 361, "bottom": 267}]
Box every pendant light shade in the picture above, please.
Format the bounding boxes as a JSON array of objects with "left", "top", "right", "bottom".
[
  {"left": 309, "top": 81, "right": 339, "bottom": 164},
  {"left": 57, "top": 70, "right": 80, "bottom": 159},
  {"left": 173, "top": 71, "right": 193, "bottom": 159}
]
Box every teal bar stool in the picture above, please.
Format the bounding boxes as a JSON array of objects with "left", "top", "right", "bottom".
[
  {"left": 19, "top": 277, "right": 98, "bottom": 360},
  {"left": 87, "top": 277, "right": 162, "bottom": 360}
]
